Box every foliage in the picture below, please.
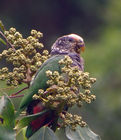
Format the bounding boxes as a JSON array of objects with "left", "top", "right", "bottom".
[
  {"left": 0, "top": 24, "right": 100, "bottom": 140},
  {"left": 0, "top": 96, "right": 15, "bottom": 140},
  {"left": 33, "top": 55, "right": 96, "bottom": 130},
  {"left": 0, "top": 1, "right": 121, "bottom": 139},
  {"left": 0, "top": 25, "right": 49, "bottom": 86},
  {"left": 66, "top": 125, "right": 101, "bottom": 140}
]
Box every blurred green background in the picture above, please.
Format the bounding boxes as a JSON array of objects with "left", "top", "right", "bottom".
[{"left": 0, "top": 0, "right": 121, "bottom": 139}]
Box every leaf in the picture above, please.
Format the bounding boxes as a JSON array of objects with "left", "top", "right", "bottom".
[
  {"left": 0, "top": 95, "right": 15, "bottom": 129},
  {"left": 56, "top": 128, "right": 68, "bottom": 140},
  {"left": 0, "top": 81, "right": 16, "bottom": 97},
  {"left": 0, "top": 96, "right": 15, "bottom": 140},
  {"left": 16, "top": 127, "right": 28, "bottom": 140},
  {"left": 16, "top": 109, "right": 49, "bottom": 132},
  {"left": 0, "top": 37, "right": 6, "bottom": 45},
  {"left": 0, "top": 20, "right": 5, "bottom": 32},
  {"left": 0, "top": 126, "right": 15, "bottom": 140},
  {"left": 0, "top": 81, "right": 27, "bottom": 95},
  {"left": 0, "top": 82, "right": 28, "bottom": 110},
  {"left": 29, "top": 126, "right": 59, "bottom": 140},
  {"left": 66, "top": 125, "right": 101, "bottom": 140}
]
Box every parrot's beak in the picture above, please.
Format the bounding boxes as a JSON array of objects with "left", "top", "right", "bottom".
[
  {"left": 69, "top": 34, "right": 85, "bottom": 53},
  {"left": 81, "top": 45, "right": 85, "bottom": 52},
  {"left": 77, "top": 42, "right": 85, "bottom": 53}
]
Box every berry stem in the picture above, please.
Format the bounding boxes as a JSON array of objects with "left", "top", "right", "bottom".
[
  {"left": 11, "top": 86, "right": 28, "bottom": 96},
  {"left": 9, "top": 94, "right": 24, "bottom": 98}
]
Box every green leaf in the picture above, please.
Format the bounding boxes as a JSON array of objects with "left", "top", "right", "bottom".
[
  {"left": 29, "top": 126, "right": 59, "bottom": 140},
  {"left": 0, "top": 126, "right": 15, "bottom": 140},
  {"left": 16, "top": 127, "right": 28, "bottom": 140},
  {"left": 0, "top": 38, "right": 6, "bottom": 45},
  {"left": 16, "top": 109, "right": 49, "bottom": 132},
  {"left": 0, "top": 96, "right": 15, "bottom": 140},
  {"left": 0, "top": 81, "right": 16, "bottom": 97},
  {"left": 56, "top": 128, "right": 68, "bottom": 140},
  {"left": 0, "top": 20, "right": 5, "bottom": 32},
  {"left": 66, "top": 125, "right": 101, "bottom": 140},
  {"left": 0, "top": 95, "right": 15, "bottom": 129}
]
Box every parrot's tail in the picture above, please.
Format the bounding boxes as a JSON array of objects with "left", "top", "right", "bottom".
[{"left": 26, "top": 99, "right": 58, "bottom": 138}]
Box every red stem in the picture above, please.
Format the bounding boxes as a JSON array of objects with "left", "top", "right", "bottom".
[
  {"left": 9, "top": 94, "right": 24, "bottom": 98},
  {"left": 11, "top": 86, "right": 28, "bottom": 96}
]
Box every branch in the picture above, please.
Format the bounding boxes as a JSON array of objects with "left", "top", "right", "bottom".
[
  {"left": 11, "top": 86, "right": 28, "bottom": 96},
  {"left": 0, "top": 31, "right": 15, "bottom": 50},
  {"left": 23, "top": 67, "right": 32, "bottom": 85},
  {"left": 9, "top": 94, "right": 24, "bottom": 98}
]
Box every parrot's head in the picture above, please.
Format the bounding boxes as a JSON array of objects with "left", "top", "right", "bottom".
[{"left": 51, "top": 34, "right": 85, "bottom": 55}]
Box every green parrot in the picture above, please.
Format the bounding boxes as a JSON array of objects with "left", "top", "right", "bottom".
[{"left": 18, "top": 34, "right": 85, "bottom": 138}]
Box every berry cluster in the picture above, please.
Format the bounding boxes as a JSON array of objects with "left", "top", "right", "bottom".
[
  {"left": 33, "top": 56, "right": 96, "bottom": 130},
  {"left": 0, "top": 28, "right": 50, "bottom": 86}
]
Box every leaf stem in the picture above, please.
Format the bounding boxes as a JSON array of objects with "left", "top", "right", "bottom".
[
  {"left": 9, "top": 94, "right": 24, "bottom": 98},
  {"left": 11, "top": 86, "right": 28, "bottom": 96}
]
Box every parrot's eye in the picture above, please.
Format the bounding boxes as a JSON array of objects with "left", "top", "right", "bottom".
[{"left": 68, "top": 38, "right": 74, "bottom": 42}]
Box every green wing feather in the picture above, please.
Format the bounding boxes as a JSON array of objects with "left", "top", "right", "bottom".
[{"left": 18, "top": 55, "right": 65, "bottom": 112}]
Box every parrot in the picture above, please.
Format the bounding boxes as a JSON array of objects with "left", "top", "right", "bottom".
[{"left": 18, "top": 34, "right": 85, "bottom": 138}]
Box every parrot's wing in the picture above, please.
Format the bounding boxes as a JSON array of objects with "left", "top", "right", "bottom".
[
  {"left": 18, "top": 55, "right": 64, "bottom": 113},
  {"left": 26, "top": 109, "right": 54, "bottom": 138}
]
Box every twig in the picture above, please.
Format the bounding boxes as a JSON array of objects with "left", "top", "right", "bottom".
[
  {"left": 9, "top": 94, "right": 24, "bottom": 98},
  {"left": 23, "top": 67, "right": 32, "bottom": 85},
  {"left": 0, "top": 31, "right": 15, "bottom": 50},
  {"left": 11, "top": 86, "right": 28, "bottom": 96}
]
